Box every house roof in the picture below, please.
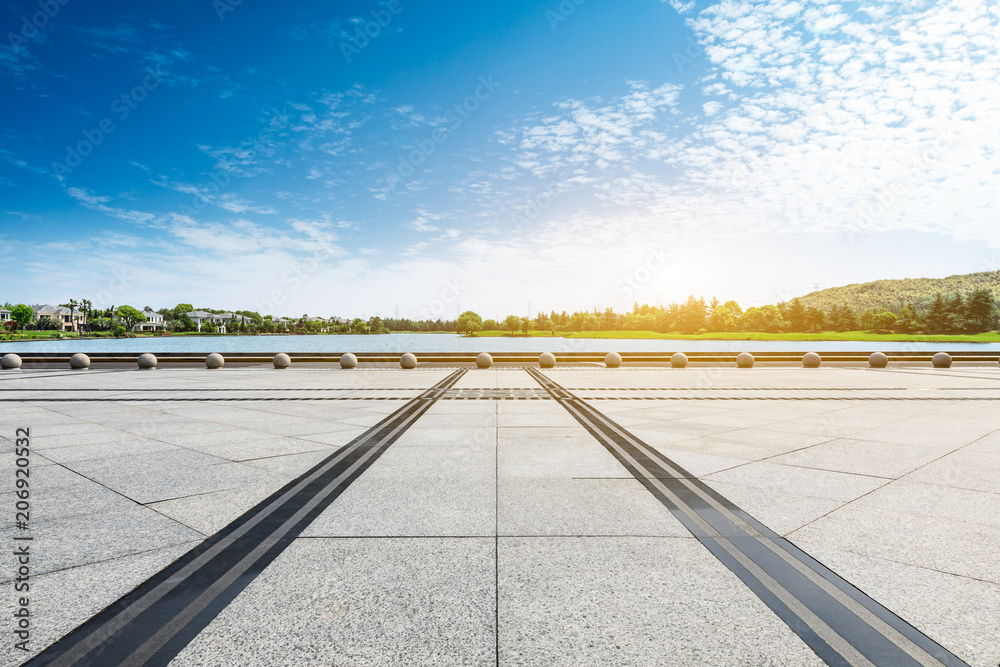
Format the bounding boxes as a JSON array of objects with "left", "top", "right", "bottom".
[
  {"left": 187, "top": 311, "right": 235, "bottom": 320},
  {"left": 33, "top": 304, "right": 75, "bottom": 315}
]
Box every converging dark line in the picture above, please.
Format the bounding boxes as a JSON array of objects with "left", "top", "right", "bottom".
[
  {"left": 25, "top": 369, "right": 468, "bottom": 667},
  {"left": 525, "top": 368, "right": 968, "bottom": 667}
]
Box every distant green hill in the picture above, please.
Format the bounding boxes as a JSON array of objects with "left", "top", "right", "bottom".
[{"left": 797, "top": 271, "right": 1000, "bottom": 313}]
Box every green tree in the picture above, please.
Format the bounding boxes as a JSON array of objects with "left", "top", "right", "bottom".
[
  {"left": 520, "top": 316, "right": 533, "bottom": 336},
  {"left": 859, "top": 309, "right": 874, "bottom": 332},
  {"left": 37, "top": 316, "right": 62, "bottom": 330},
  {"left": 116, "top": 305, "right": 146, "bottom": 331},
  {"left": 804, "top": 307, "right": 826, "bottom": 332},
  {"left": 947, "top": 293, "right": 966, "bottom": 333},
  {"left": 861, "top": 307, "right": 897, "bottom": 332},
  {"left": 784, "top": 298, "right": 807, "bottom": 332},
  {"left": 456, "top": 311, "right": 483, "bottom": 336},
  {"left": 482, "top": 319, "right": 499, "bottom": 331},
  {"left": 741, "top": 305, "right": 784, "bottom": 332},
  {"left": 896, "top": 306, "right": 918, "bottom": 333},
  {"left": 925, "top": 293, "right": 948, "bottom": 334},
  {"left": 830, "top": 304, "right": 858, "bottom": 332},
  {"left": 677, "top": 296, "right": 706, "bottom": 333},
  {"left": 708, "top": 302, "right": 738, "bottom": 332},
  {"left": 10, "top": 304, "right": 33, "bottom": 327},
  {"left": 235, "top": 310, "right": 264, "bottom": 327},
  {"left": 80, "top": 298, "right": 92, "bottom": 328},
  {"left": 965, "top": 288, "right": 996, "bottom": 333},
  {"left": 875, "top": 308, "right": 898, "bottom": 331},
  {"left": 722, "top": 300, "right": 743, "bottom": 318},
  {"left": 503, "top": 314, "right": 521, "bottom": 335}
]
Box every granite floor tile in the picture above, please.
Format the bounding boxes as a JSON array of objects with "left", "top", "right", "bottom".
[
  {"left": 704, "top": 460, "right": 888, "bottom": 502},
  {"left": 0, "top": 542, "right": 201, "bottom": 666},
  {"left": 499, "top": 537, "right": 824, "bottom": 666},
  {"left": 499, "top": 478, "right": 689, "bottom": 537},
  {"left": 789, "top": 503, "right": 1000, "bottom": 584},
  {"left": 169, "top": 538, "right": 496, "bottom": 667}
]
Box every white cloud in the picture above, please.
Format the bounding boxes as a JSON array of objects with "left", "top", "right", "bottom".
[
  {"left": 702, "top": 101, "right": 725, "bottom": 116},
  {"left": 496, "top": 82, "right": 683, "bottom": 177},
  {"left": 488, "top": 0, "right": 1000, "bottom": 253}
]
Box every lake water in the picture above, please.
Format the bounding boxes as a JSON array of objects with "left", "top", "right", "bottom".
[{"left": 3, "top": 334, "right": 998, "bottom": 353}]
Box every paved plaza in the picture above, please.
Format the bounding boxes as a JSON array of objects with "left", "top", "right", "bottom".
[{"left": 2, "top": 363, "right": 999, "bottom": 666}]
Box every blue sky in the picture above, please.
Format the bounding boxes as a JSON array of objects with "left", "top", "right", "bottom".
[{"left": 2, "top": 0, "right": 998, "bottom": 320}]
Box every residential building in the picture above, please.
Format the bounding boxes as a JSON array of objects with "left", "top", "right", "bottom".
[
  {"left": 304, "top": 316, "right": 329, "bottom": 332},
  {"left": 132, "top": 308, "right": 165, "bottom": 333},
  {"left": 0, "top": 309, "right": 9, "bottom": 322},
  {"left": 186, "top": 311, "right": 235, "bottom": 333},
  {"left": 32, "top": 304, "right": 85, "bottom": 332}
]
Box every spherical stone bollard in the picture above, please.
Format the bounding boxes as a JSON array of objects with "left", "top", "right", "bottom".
[
  {"left": 932, "top": 352, "right": 952, "bottom": 368},
  {"left": 137, "top": 353, "right": 157, "bottom": 370},
  {"left": 868, "top": 352, "right": 888, "bottom": 368},
  {"left": 736, "top": 352, "right": 754, "bottom": 368},
  {"left": 802, "top": 352, "right": 821, "bottom": 368},
  {"left": 205, "top": 353, "right": 225, "bottom": 369},
  {"left": 340, "top": 353, "right": 358, "bottom": 369},
  {"left": 605, "top": 352, "right": 622, "bottom": 368},
  {"left": 670, "top": 352, "right": 688, "bottom": 368},
  {"left": 476, "top": 352, "right": 493, "bottom": 368},
  {"left": 70, "top": 353, "right": 90, "bottom": 370},
  {"left": 273, "top": 353, "right": 291, "bottom": 369},
  {"left": 1, "top": 354, "right": 22, "bottom": 370},
  {"left": 538, "top": 352, "right": 556, "bottom": 368},
  {"left": 400, "top": 353, "right": 417, "bottom": 369}
]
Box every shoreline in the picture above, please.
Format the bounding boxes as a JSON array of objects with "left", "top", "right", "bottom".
[{"left": 5, "top": 329, "right": 1000, "bottom": 345}]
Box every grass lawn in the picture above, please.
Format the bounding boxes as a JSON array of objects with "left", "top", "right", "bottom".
[
  {"left": 0, "top": 331, "right": 86, "bottom": 341},
  {"left": 470, "top": 330, "right": 565, "bottom": 338},
  {"left": 467, "top": 329, "right": 1000, "bottom": 343}
]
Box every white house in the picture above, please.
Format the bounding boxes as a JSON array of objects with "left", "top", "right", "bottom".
[
  {"left": 132, "top": 308, "right": 165, "bottom": 333},
  {"left": 0, "top": 309, "right": 9, "bottom": 322},
  {"left": 186, "top": 311, "right": 235, "bottom": 333}
]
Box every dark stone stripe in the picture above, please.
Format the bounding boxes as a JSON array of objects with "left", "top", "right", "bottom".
[
  {"left": 581, "top": 396, "right": 998, "bottom": 401},
  {"left": 7, "top": 395, "right": 997, "bottom": 403},
  {"left": 527, "top": 368, "right": 968, "bottom": 667},
  {"left": 26, "top": 369, "right": 467, "bottom": 667}
]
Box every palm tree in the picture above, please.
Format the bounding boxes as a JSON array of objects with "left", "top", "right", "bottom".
[
  {"left": 59, "top": 300, "right": 80, "bottom": 333},
  {"left": 79, "top": 299, "right": 92, "bottom": 330}
]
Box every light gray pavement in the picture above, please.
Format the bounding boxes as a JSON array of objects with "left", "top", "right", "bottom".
[{"left": 1, "top": 365, "right": 999, "bottom": 666}]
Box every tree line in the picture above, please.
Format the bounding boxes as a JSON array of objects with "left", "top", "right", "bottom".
[
  {"left": 5, "top": 285, "right": 997, "bottom": 338},
  {"left": 454, "top": 287, "right": 999, "bottom": 335}
]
